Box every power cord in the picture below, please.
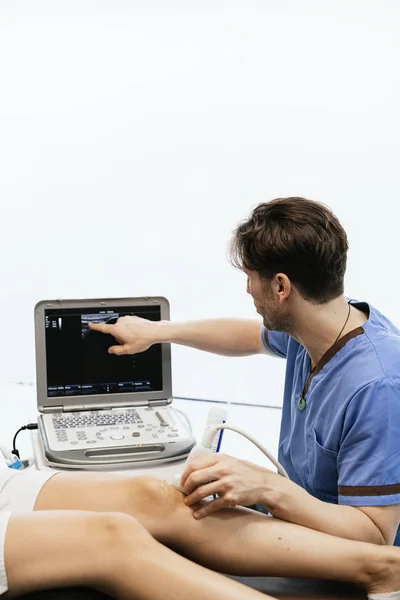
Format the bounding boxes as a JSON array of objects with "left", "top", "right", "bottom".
[
  {"left": 200, "top": 424, "right": 289, "bottom": 478},
  {"left": 214, "top": 424, "right": 289, "bottom": 478},
  {"left": 12, "top": 423, "right": 38, "bottom": 459}
]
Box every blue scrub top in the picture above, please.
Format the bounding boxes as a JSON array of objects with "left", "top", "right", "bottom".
[{"left": 262, "top": 300, "right": 400, "bottom": 546}]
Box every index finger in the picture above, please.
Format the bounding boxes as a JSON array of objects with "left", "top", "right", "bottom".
[
  {"left": 88, "top": 322, "right": 115, "bottom": 334},
  {"left": 193, "top": 497, "right": 227, "bottom": 519},
  {"left": 180, "top": 454, "right": 218, "bottom": 488}
]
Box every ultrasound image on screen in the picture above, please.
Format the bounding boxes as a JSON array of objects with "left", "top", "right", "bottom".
[
  {"left": 44, "top": 306, "right": 163, "bottom": 398},
  {"left": 81, "top": 313, "right": 119, "bottom": 338}
]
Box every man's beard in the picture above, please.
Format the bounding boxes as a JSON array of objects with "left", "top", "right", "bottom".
[{"left": 262, "top": 308, "right": 293, "bottom": 333}]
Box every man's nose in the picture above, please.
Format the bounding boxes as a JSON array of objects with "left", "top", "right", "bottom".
[{"left": 246, "top": 277, "right": 251, "bottom": 295}]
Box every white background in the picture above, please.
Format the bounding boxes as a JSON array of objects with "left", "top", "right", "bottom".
[{"left": 0, "top": 0, "right": 399, "bottom": 422}]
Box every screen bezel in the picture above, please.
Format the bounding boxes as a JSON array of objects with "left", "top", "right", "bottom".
[{"left": 35, "top": 297, "right": 172, "bottom": 412}]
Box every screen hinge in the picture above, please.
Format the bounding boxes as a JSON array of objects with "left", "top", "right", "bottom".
[
  {"left": 148, "top": 399, "right": 167, "bottom": 407},
  {"left": 43, "top": 405, "right": 88, "bottom": 413},
  {"left": 63, "top": 405, "right": 86, "bottom": 412}
]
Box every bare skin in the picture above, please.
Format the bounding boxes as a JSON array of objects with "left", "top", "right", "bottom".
[
  {"left": 4, "top": 510, "right": 272, "bottom": 600},
  {"left": 34, "top": 472, "right": 400, "bottom": 596}
]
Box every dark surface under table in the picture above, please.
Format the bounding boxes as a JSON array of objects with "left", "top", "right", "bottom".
[
  {"left": 18, "top": 578, "right": 367, "bottom": 600},
  {"left": 231, "top": 575, "right": 367, "bottom": 599}
]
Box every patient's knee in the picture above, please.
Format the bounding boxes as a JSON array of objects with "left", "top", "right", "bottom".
[{"left": 124, "top": 476, "right": 187, "bottom": 523}]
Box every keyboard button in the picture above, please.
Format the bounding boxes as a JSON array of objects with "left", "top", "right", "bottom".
[
  {"left": 110, "top": 434, "right": 124, "bottom": 440},
  {"left": 132, "top": 432, "right": 140, "bottom": 438},
  {"left": 70, "top": 441, "right": 78, "bottom": 445}
]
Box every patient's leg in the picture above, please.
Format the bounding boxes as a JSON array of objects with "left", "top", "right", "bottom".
[
  {"left": 4, "top": 510, "right": 272, "bottom": 600},
  {"left": 34, "top": 473, "right": 400, "bottom": 592}
]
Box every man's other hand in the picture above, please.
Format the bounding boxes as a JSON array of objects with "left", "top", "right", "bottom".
[{"left": 180, "top": 453, "right": 272, "bottom": 519}]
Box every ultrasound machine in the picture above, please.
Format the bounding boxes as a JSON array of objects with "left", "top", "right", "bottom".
[{"left": 34, "top": 297, "right": 196, "bottom": 470}]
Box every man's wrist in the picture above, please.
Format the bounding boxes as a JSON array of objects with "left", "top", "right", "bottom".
[
  {"left": 157, "top": 320, "right": 178, "bottom": 344},
  {"left": 259, "top": 472, "right": 306, "bottom": 519},
  {"left": 260, "top": 481, "right": 283, "bottom": 516}
]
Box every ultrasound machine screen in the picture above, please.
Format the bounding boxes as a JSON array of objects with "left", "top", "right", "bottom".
[{"left": 44, "top": 306, "right": 163, "bottom": 398}]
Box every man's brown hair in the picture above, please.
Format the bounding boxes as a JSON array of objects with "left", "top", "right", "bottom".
[{"left": 230, "top": 197, "right": 349, "bottom": 304}]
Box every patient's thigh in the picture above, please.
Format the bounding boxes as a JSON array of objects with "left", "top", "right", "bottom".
[{"left": 34, "top": 473, "right": 185, "bottom": 535}]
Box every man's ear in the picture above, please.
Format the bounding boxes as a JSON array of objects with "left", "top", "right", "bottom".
[{"left": 274, "top": 273, "right": 291, "bottom": 302}]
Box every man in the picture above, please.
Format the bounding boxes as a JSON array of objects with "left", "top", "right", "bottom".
[{"left": 90, "top": 196, "right": 400, "bottom": 546}]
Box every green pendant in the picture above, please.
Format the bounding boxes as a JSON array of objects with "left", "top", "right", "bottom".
[{"left": 298, "top": 396, "right": 306, "bottom": 411}]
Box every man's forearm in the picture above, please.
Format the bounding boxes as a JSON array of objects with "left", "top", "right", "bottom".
[
  {"left": 262, "top": 477, "right": 386, "bottom": 545},
  {"left": 156, "top": 318, "right": 265, "bottom": 356}
]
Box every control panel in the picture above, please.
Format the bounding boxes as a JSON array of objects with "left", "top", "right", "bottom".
[{"left": 41, "top": 406, "right": 191, "bottom": 451}]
